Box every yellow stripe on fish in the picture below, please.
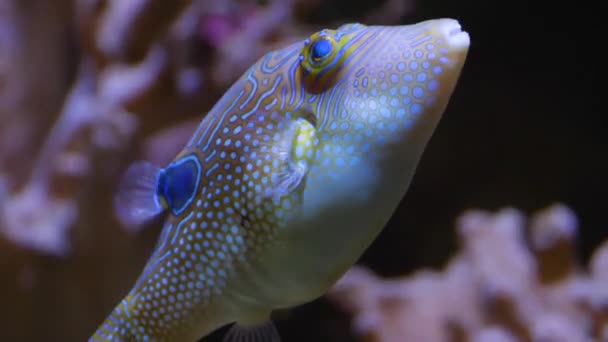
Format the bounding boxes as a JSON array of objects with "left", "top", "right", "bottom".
[{"left": 90, "top": 18, "right": 470, "bottom": 342}]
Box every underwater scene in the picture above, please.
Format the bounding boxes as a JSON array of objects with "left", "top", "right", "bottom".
[{"left": 0, "top": 0, "right": 603, "bottom": 341}]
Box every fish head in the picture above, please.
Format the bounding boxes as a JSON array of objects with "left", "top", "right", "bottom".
[
  {"left": 252, "top": 20, "right": 472, "bottom": 298},
  {"left": 298, "top": 19, "right": 470, "bottom": 158}
]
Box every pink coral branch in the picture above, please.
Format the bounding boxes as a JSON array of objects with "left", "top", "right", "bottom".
[
  {"left": 0, "top": 0, "right": 186, "bottom": 255},
  {"left": 329, "top": 204, "right": 607, "bottom": 342}
]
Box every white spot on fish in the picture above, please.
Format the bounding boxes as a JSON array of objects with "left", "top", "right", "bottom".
[{"left": 369, "top": 100, "right": 377, "bottom": 110}]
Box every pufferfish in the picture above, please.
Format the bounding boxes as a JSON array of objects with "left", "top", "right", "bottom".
[{"left": 90, "top": 18, "right": 470, "bottom": 342}]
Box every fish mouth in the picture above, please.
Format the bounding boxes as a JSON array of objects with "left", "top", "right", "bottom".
[{"left": 438, "top": 19, "right": 470, "bottom": 50}]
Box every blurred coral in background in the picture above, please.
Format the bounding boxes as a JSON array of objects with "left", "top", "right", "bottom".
[
  {"left": 0, "top": 0, "right": 604, "bottom": 341},
  {"left": 0, "top": 0, "right": 411, "bottom": 258},
  {"left": 330, "top": 205, "right": 608, "bottom": 342}
]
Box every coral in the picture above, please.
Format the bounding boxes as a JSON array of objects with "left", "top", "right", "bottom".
[
  {"left": 2, "top": 1, "right": 424, "bottom": 340},
  {"left": 329, "top": 204, "right": 608, "bottom": 342},
  {"left": 0, "top": 0, "right": 417, "bottom": 256},
  {"left": 0, "top": 0, "right": 416, "bottom": 257}
]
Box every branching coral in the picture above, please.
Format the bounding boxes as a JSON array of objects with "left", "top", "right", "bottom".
[
  {"left": 329, "top": 204, "right": 608, "bottom": 342},
  {"left": 1, "top": 0, "right": 171, "bottom": 255},
  {"left": 0, "top": 0, "right": 416, "bottom": 256}
]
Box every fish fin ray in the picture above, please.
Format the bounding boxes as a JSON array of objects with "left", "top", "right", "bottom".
[
  {"left": 223, "top": 321, "right": 281, "bottom": 342},
  {"left": 114, "top": 160, "right": 165, "bottom": 232},
  {"left": 263, "top": 117, "right": 317, "bottom": 202},
  {"left": 266, "top": 159, "right": 308, "bottom": 202}
]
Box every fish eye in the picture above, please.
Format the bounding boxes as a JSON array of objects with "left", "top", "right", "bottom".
[
  {"left": 309, "top": 37, "right": 333, "bottom": 64},
  {"left": 298, "top": 29, "right": 345, "bottom": 93},
  {"left": 302, "top": 33, "right": 338, "bottom": 70}
]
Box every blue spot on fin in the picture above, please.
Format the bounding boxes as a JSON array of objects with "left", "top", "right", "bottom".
[
  {"left": 222, "top": 320, "right": 280, "bottom": 342},
  {"left": 161, "top": 154, "right": 201, "bottom": 216},
  {"left": 114, "top": 161, "right": 165, "bottom": 232}
]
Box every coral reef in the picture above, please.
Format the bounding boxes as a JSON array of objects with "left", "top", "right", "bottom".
[
  {"left": 329, "top": 204, "right": 608, "bottom": 342},
  {"left": 4, "top": 1, "right": 600, "bottom": 342},
  {"left": 0, "top": 1, "right": 416, "bottom": 340},
  {"left": 0, "top": 0, "right": 414, "bottom": 256}
]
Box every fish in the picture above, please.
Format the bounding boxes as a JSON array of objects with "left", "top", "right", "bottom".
[{"left": 89, "top": 18, "right": 470, "bottom": 342}]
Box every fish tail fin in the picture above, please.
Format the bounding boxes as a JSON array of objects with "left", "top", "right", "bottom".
[
  {"left": 223, "top": 320, "right": 281, "bottom": 342},
  {"left": 114, "top": 160, "right": 166, "bottom": 232}
]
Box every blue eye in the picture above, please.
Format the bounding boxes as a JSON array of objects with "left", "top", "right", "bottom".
[
  {"left": 310, "top": 38, "right": 332, "bottom": 63},
  {"left": 299, "top": 32, "right": 341, "bottom": 77}
]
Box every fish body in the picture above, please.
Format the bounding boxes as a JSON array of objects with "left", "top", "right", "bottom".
[{"left": 91, "top": 18, "right": 470, "bottom": 342}]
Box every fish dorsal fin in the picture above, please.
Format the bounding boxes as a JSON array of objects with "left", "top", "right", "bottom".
[
  {"left": 222, "top": 321, "right": 281, "bottom": 342},
  {"left": 114, "top": 160, "right": 165, "bottom": 232}
]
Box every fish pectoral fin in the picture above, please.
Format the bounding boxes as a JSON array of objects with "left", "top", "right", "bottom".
[
  {"left": 264, "top": 115, "right": 318, "bottom": 202},
  {"left": 266, "top": 158, "right": 308, "bottom": 202},
  {"left": 114, "top": 160, "right": 165, "bottom": 232},
  {"left": 222, "top": 320, "right": 281, "bottom": 342}
]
